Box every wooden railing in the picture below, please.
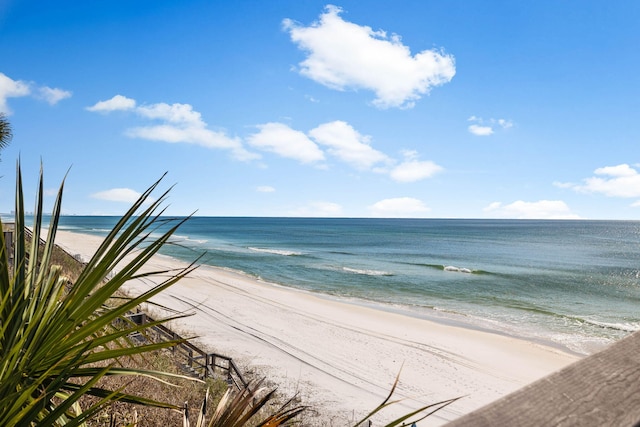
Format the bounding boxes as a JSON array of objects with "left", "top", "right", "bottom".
[
  {"left": 2, "top": 222, "right": 14, "bottom": 266},
  {"left": 124, "top": 311, "right": 249, "bottom": 391}
]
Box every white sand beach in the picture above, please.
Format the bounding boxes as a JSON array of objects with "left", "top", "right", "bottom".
[{"left": 54, "top": 230, "right": 580, "bottom": 426}]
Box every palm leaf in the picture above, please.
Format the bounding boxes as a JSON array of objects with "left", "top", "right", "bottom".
[
  {"left": 353, "top": 369, "right": 462, "bottom": 427},
  {"left": 203, "top": 379, "right": 307, "bottom": 427},
  {"left": 0, "top": 113, "right": 11, "bottom": 152},
  {"left": 0, "top": 163, "right": 201, "bottom": 425}
]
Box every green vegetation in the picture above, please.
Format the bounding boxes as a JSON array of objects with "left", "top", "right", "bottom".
[
  {"left": 0, "top": 161, "right": 310, "bottom": 426},
  {"left": 0, "top": 113, "right": 11, "bottom": 159},
  {"left": 0, "top": 163, "right": 198, "bottom": 425},
  {"left": 194, "top": 379, "right": 306, "bottom": 427},
  {"left": 0, "top": 159, "right": 457, "bottom": 426},
  {"left": 352, "top": 371, "right": 460, "bottom": 426}
]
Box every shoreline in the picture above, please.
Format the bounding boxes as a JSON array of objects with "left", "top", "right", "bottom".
[
  {"left": 327, "top": 296, "right": 587, "bottom": 358},
  {"left": 54, "top": 229, "right": 581, "bottom": 425}
]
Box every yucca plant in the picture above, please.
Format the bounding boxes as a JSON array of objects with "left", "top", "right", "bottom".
[
  {"left": 352, "top": 370, "right": 461, "bottom": 427},
  {"left": 189, "top": 379, "right": 307, "bottom": 427},
  {"left": 187, "top": 370, "right": 459, "bottom": 427},
  {"left": 0, "top": 162, "right": 200, "bottom": 426}
]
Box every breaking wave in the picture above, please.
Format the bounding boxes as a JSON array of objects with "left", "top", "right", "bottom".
[
  {"left": 582, "top": 319, "right": 640, "bottom": 333},
  {"left": 342, "top": 267, "right": 394, "bottom": 276},
  {"left": 443, "top": 265, "right": 474, "bottom": 274},
  {"left": 248, "top": 247, "right": 303, "bottom": 256}
]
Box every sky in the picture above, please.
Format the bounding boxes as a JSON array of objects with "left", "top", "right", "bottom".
[{"left": 1, "top": 0, "right": 639, "bottom": 219}]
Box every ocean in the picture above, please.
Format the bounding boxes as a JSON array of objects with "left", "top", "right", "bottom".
[{"left": 54, "top": 216, "right": 640, "bottom": 355}]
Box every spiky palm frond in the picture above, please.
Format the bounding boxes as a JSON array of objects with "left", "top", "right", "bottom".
[
  {"left": 0, "top": 113, "right": 12, "bottom": 155},
  {"left": 190, "top": 379, "right": 306, "bottom": 427},
  {"left": 0, "top": 162, "right": 199, "bottom": 426},
  {"left": 353, "top": 369, "right": 462, "bottom": 427}
]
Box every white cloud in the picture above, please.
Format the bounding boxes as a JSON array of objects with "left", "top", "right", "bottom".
[
  {"left": 257, "top": 186, "right": 275, "bottom": 193},
  {"left": 483, "top": 200, "right": 580, "bottom": 219},
  {"left": 309, "top": 120, "right": 389, "bottom": 169},
  {"left": 247, "top": 122, "right": 325, "bottom": 164},
  {"left": 594, "top": 164, "right": 637, "bottom": 177},
  {"left": 565, "top": 164, "right": 640, "bottom": 198},
  {"left": 498, "top": 119, "right": 514, "bottom": 129},
  {"left": 468, "top": 124, "right": 494, "bottom": 136},
  {"left": 136, "top": 102, "right": 202, "bottom": 125},
  {"left": 390, "top": 159, "right": 443, "bottom": 182},
  {"left": 369, "top": 197, "right": 430, "bottom": 218},
  {"left": 552, "top": 181, "right": 574, "bottom": 189},
  {"left": 86, "top": 95, "right": 136, "bottom": 112},
  {"left": 468, "top": 116, "right": 513, "bottom": 136},
  {"left": 387, "top": 150, "right": 443, "bottom": 183},
  {"left": 283, "top": 5, "right": 455, "bottom": 109},
  {"left": 38, "top": 86, "right": 72, "bottom": 105},
  {"left": 126, "top": 124, "right": 255, "bottom": 160},
  {"left": 632, "top": 200, "right": 640, "bottom": 207},
  {"left": 88, "top": 95, "right": 258, "bottom": 161},
  {"left": 291, "top": 201, "right": 343, "bottom": 217},
  {"left": 0, "top": 72, "right": 31, "bottom": 114},
  {"left": 91, "top": 188, "right": 143, "bottom": 203},
  {"left": 249, "top": 122, "right": 440, "bottom": 182},
  {"left": 0, "top": 73, "right": 72, "bottom": 113}
]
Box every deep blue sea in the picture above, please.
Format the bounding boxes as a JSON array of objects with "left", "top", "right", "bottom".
[{"left": 54, "top": 216, "right": 640, "bottom": 355}]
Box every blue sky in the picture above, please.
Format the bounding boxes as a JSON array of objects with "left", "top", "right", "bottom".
[{"left": 1, "top": 1, "right": 639, "bottom": 219}]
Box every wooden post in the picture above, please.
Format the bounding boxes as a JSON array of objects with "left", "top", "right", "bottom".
[{"left": 4, "top": 230, "right": 12, "bottom": 264}]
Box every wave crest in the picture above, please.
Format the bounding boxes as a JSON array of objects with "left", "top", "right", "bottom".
[
  {"left": 443, "top": 265, "right": 473, "bottom": 274},
  {"left": 342, "top": 267, "right": 394, "bottom": 276},
  {"left": 248, "top": 247, "right": 303, "bottom": 256},
  {"left": 582, "top": 319, "right": 640, "bottom": 333}
]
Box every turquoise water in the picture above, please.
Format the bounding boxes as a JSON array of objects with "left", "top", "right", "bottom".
[{"left": 54, "top": 216, "right": 640, "bottom": 355}]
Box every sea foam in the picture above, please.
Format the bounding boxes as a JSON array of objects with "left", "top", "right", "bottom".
[
  {"left": 444, "top": 265, "right": 473, "bottom": 273},
  {"left": 342, "top": 266, "right": 394, "bottom": 276},
  {"left": 248, "top": 247, "right": 303, "bottom": 256}
]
